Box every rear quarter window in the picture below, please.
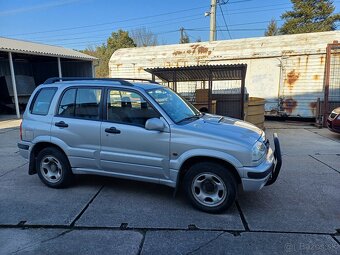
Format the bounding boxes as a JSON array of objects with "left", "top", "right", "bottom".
[{"left": 30, "top": 88, "right": 57, "bottom": 115}]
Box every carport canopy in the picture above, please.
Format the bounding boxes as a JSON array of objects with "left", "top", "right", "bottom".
[
  {"left": 145, "top": 64, "right": 247, "bottom": 119},
  {"left": 145, "top": 64, "right": 247, "bottom": 82}
]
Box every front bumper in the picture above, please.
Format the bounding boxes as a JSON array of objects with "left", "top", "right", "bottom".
[
  {"left": 241, "top": 133, "right": 282, "bottom": 192},
  {"left": 327, "top": 118, "right": 340, "bottom": 133}
]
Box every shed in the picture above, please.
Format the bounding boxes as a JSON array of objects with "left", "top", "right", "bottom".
[
  {"left": 0, "top": 37, "right": 97, "bottom": 118},
  {"left": 109, "top": 31, "right": 340, "bottom": 119}
]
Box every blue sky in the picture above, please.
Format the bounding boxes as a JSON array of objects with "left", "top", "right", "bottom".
[{"left": 0, "top": 0, "right": 339, "bottom": 49}]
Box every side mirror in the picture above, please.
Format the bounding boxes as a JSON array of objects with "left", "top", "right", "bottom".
[{"left": 145, "top": 118, "right": 164, "bottom": 132}]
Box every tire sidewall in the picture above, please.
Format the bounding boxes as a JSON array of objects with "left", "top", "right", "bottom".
[
  {"left": 36, "top": 147, "right": 72, "bottom": 188},
  {"left": 183, "top": 162, "right": 237, "bottom": 213}
]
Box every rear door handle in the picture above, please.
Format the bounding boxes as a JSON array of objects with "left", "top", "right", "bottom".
[
  {"left": 55, "top": 121, "right": 68, "bottom": 128},
  {"left": 105, "top": 127, "right": 121, "bottom": 134}
]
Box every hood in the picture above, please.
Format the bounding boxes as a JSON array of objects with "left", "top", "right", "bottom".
[
  {"left": 333, "top": 107, "right": 340, "bottom": 114},
  {"left": 183, "top": 114, "right": 263, "bottom": 147}
]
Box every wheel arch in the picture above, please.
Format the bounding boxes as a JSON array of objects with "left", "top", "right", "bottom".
[
  {"left": 29, "top": 142, "right": 68, "bottom": 175},
  {"left": 174, "top": 156, "right": 242, "bottom": 195}
]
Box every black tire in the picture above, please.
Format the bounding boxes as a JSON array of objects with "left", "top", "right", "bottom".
[
  {"left": 183, "top": 162, "right": 237, "bottom": 213},
  {"left": 36, "top": 147, "right": 74, "bottom": 188}
]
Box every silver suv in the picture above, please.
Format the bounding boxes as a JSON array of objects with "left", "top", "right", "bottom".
[{"left": 18, "top": 78, "right": 282, "bottom": 213}]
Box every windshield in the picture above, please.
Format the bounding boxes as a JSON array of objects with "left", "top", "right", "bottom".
[{"left": 147, "top": 87, "right": 200, "bottom": 123}]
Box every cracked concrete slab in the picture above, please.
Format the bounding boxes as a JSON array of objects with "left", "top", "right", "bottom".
[
  {"left": 312, "top": 154, "right": 340, "bottom": 173},
  {"left": 264, "top": 129, "right": 340, "bottom": 156},
  {"left": 238, "top": 155, "right": 340, "bottom": 233},
  {"left": 0, "top": 128, "right": 27, "bottom": 176},
  {"left": 307, "top": 128, "right": 340, "bottom": 143},
  {"left": 141, "top": 230, "right": 224, "bottom": 255},
  {"left": 141, "top": 231, "right": 340, "bottom": 255},
  {"left": 0, "top": 167, "right": 102, "bottom": 225},
  {"left": 76, "top": 179, "right": 244, "bottom": 230},
  {"left": 0, "top": 228, "right": 143, "bottom": 255}
]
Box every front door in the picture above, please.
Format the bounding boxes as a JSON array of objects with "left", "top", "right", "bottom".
[{"left": 100, "top": 88, "right": 170, "bottom": 180}]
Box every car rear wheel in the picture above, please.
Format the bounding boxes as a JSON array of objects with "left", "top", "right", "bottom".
[
  {"left": 183, "top": 162, "right": 237, "bottom": 213},
  {"left": 36, "top": 147, "right": 74, "bottom": 188}
]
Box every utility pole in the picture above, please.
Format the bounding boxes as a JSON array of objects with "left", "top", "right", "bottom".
[
  {"left": 209, "top": 0, "right": 217, "bottom": 41},
  {"left": 180, "top": 27, "right": 184, "bottom": 43}
]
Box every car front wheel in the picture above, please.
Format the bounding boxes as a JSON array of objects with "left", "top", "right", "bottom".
[{"left": 183, "top": 162, "right": 237, "bottom": 213}]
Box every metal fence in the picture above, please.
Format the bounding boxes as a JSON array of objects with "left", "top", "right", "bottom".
[{"left": 323, "top": 42, "right": 340, "bottom": 126}]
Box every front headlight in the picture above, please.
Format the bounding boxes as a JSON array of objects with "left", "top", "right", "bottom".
[{"left": 252, "top": 141, "right": 266, "bottom": 162}]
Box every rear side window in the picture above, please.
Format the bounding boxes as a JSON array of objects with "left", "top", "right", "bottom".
[
  {"left": 58, "top": 88, "right": 102, "bottom": 120},
  {"left": 30, "top": 88, "right": 57, "bottom": 115}
]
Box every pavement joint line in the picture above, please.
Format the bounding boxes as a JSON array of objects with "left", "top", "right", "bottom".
[
  {"left": 11, "top": 229, "right": 73, "bottom": 254},
  {"left": 69, "top": 185, "right": 105, "bottom": 227},
  {"left": 186, "top": 231, "right": 226, "bottom": 254},
  {"left": 309, "top": 155, "right": 340, "bottom": 174},
  {"left": 0, "top": 128, "right": 19, "bottom": 134},
  {"left": 305, "top": 128, "right": 340, "bottom": 143},
  {"left": 137, "top": 230, "right": 146, "bottom": 255},
  {"left": 330, "top": 235, "right": 340, "bottom": 246},
  {"left": 0, "top": 162, "right": 28, "bottom": 178},
  {"left": 235, "top": 201, "right": 250, "bottom": 231},
  {"left": 0, "top": 224, "right": 338, "bottom": 236}
]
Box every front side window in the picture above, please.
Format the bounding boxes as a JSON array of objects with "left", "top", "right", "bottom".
[
  {"left": 31, "top": 88, "right": 57, "bottom": 115},
  {"left": 147, "top": 87, "right": 200, "bottom": 123},
  {"left": 107, "top": 89, "right": 159, "bottom": 126},
  {"left": 58, "top": 88, "right": 102, "bottom": 120}
]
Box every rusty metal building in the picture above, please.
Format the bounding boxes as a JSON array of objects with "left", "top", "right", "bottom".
[
  {"left": 0, "top": 37, "right": 97, "bottom": 118},
  {"left": 109, "top": 31, "right": 340, "bottom": 119}
]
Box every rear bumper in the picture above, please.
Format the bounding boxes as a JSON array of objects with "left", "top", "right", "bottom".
[{"left": 241, "top": 133, "right": 282, "bottom": 192}]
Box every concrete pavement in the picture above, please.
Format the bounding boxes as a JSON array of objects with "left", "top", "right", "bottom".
[{"left": 0, "top": 120, "right": 339, "bottom": 254}]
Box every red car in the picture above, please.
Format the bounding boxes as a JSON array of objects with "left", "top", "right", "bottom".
[{"left": 327, "top": 107, "right": 340, "bottom": 133}]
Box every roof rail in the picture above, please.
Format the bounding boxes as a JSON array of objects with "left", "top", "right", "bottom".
[{"left": 43, "top": 77, "right": 158, "bottom": 86}]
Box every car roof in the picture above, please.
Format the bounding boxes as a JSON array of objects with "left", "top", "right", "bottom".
[{"left": 42, "top": 79, "right": 164, "bottom": 91}]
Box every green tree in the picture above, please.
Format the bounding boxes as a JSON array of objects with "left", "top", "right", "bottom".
[
  {"left": 265, "top": 19, "right": 280, "bottom": 36},
  {"left": 280, "top": 0, "right": 340, "bottom": 34},
  {"left": 81, "top": 29, "right": 136, "bottom": 77}
]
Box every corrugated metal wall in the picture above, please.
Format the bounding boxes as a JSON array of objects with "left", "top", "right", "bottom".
[
  {"left": 110, "top": 31, "right": 340, "bottom": 118},
  {"left": 280, "top": 54, "right": 325, "bottom": 117}
]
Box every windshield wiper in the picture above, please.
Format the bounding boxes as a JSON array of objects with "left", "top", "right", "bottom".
[{"left": 176, "top": 114, "right": 201, "bottom": 124}]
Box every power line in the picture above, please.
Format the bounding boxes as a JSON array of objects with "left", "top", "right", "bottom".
[
  {"left": 218, "top": 1, "right": 232, "bottom": 39},
  {"left": 27, "top": 13, "right": 204, "bottom": 40},
  {"left": 30, "top": 16, "right": 205, "bottom": 44},
  {"left": 3, "top": 6, "right": 207, "bottom": 37},
  {"left": 3, "top": 1, "right": 287, "bottom": 39},
  {"left": 27, "top": 15, "right": 205, "bottom": 42}
]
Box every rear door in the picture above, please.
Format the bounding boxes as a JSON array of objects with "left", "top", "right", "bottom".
[
  {"left": 51, "top": 87, "right": 103, "bottom": 170},
  {"left": 100, "top": 88, "right": 171, "bottom": 180}
]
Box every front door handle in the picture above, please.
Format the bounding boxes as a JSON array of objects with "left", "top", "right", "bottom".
[
  {"left": 55, "top": 121, "right": 68, "bottom": 128},
  {"left": 105, "top": 127, "right": 121, "bottom": 134}
]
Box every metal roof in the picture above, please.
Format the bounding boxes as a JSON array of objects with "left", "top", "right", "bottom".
[
  {"left": 145, "top": 64, "right": 247, "bottom": 82},
  {"left": 0, "top": 37, "right": 96, "bottom": 61}
]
